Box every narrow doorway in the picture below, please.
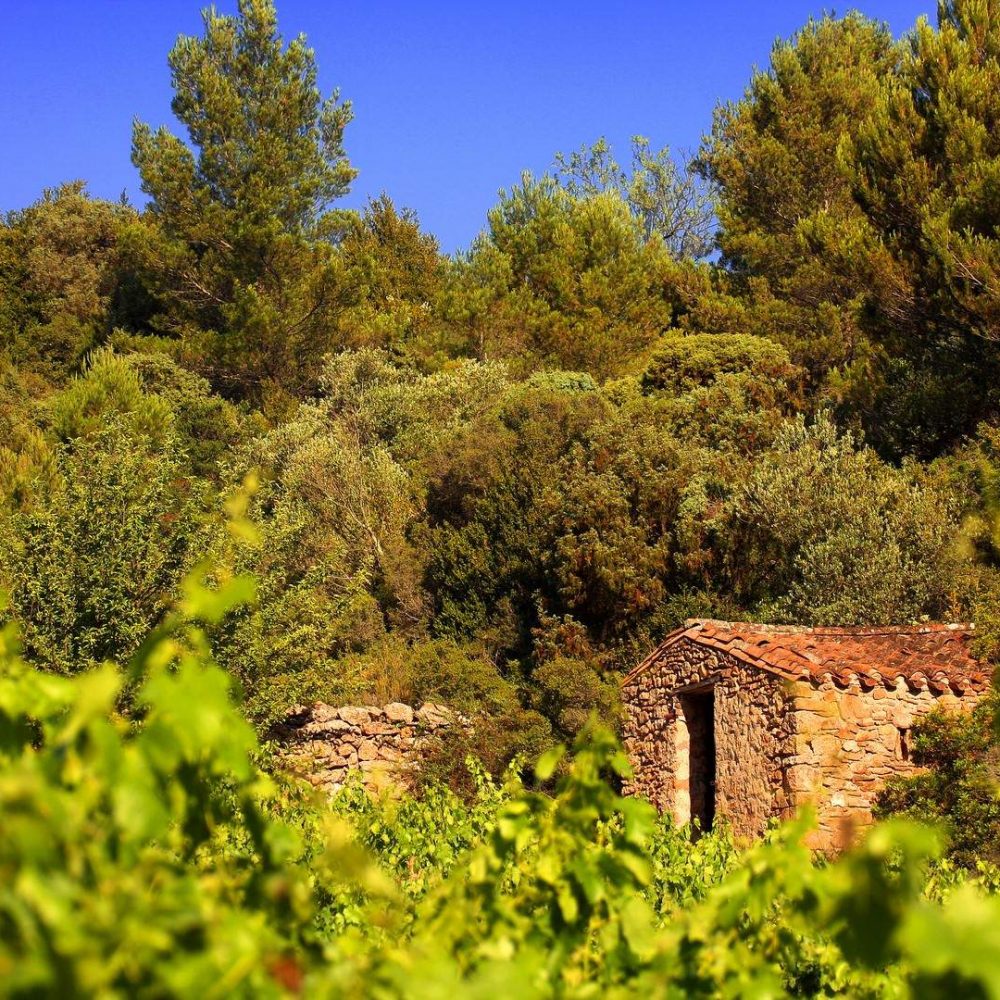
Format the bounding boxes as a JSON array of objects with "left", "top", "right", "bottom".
[{"left": 679, "top": 689, "right": 716, "bottom": 835}]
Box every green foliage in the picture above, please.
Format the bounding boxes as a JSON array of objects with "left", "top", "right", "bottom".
[
  {"left": 0, "top": 182, "right": 140, "bottom": 381},
  {"left": 5, "top": 579, "right": 1000, "bottom": 995},
  {"left": 641, "top": 332, "right": 796, "bottom": 396},
  {"left": 115, "top": 349, "right": 249, "bottom": 479},
  {"left": 132, "top": 0, "right": 356, "bottom": 397},
  {"left": 328, "top": 729, "right": 1000, "bottom": 997},
  {"left": 698, "top": 14, "right": 897, "bottom": 386},
  {"left": 0, "top": 423, "right": 207, "bottom": 673},
  {"left": 0, "top": 347, "right": 247, "bottom": 676},
  {"left": 532, "top": 655, "right": 620, "bottom": 742},
  {"left": 876, "top": 702, "right": 1000, "bottom": 868},
  {"left": 209, "top": 408, "right": 420, "bottom": 723},
  {"left": 0, "top": 361, "right": 57, "bottom": 510},
  {"left": 49, "top": 347, "right": 175, "bottom": 447},
  {"left": 446, "top": 174, "right": 675, "bottom": 378},
  {"left": 348, "top": 636, "right": 519, "bottom": 715},
  {"left": 848, "top": 0, "right": 1000, "bottom": 351},
  {"left": 7, "top": 3, "right": 1000, "bottom": 989},
  {"left": 841, "top": 0, "right": 1000, "bottom": 455},
  {"left": 334, "top": 195, "right": 445, "bottom": 355},
  {"left": 250, "top": 341, "right": 970, "bottom": 708},
  {"left": 0, "top": 576, "right": 328, "bottom": 996},
  {"left": 697, "top": 2, "right": 1000, "bottom": 457},
  {"left": 328, "top": 756, "right": 524, "bottom": 900},
  {"left": 554, "top": 136, "right": 714, "bottom": 258},
  {"left": 723, "top": 414, "right": 960, "bottom": 624},
  {"left": 319, "top": 635, "right": 557, "bottom": 789}
]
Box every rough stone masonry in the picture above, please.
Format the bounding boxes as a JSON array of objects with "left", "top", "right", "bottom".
[{"left": 273, "top": 701, "right": 462, "bottom": 795}]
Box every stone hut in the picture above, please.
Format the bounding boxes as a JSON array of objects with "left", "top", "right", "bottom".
[{"left": 622, "top": 619, "right": 989, "bottom": 851}]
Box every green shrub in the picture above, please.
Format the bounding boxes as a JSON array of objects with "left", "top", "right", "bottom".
[
  {"left": 724, "top": 414, "right": 959, "bottom": 624},
  {"left": 340, "top": 635, "right": 519, "bottom": 714},
  {"left": 0, "top": 575, "right": 344, "bottom": 995},
  {"left": 641, "top": 332, "right": 796, "bottom": 396},
  {"left": 0, "top": 423, "right": 206, "bottom": 673},
  {"left": 49, "top": 347, "right": 175, "bottom": 447},
  {"left": 532, "top": 655, "right": 621, "bottom": 741},
  {"left": 5, "top": 582, "right": 1000, "bottom": 995},
  {"left": 876, "top": 703, "right": 1000, "bottom": 868}
]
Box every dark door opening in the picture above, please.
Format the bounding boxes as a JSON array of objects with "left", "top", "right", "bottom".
[{"left": 680, "top": 689, "right": 716, "bottom": 835}]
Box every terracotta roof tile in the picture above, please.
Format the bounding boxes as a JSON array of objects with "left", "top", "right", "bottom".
[{"left": 623, "top": 619, "right": 991, "bottom": 695}]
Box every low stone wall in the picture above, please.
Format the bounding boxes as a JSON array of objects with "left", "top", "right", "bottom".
[{"left": 273, "top": 701, "right": 460, "bottom": 795}]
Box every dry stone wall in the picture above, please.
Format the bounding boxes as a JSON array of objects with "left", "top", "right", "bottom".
[{"left": 273, "top": 701, "right": 462, "bottom": 795}]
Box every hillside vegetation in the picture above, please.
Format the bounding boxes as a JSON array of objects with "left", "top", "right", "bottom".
[{"left": 4, "top": 0, "right": 1000, "bottom": 994}]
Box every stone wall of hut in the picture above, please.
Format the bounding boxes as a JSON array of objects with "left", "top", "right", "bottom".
[
  {"left": 622, "top": 640, "right": 795, "bottom": 841},
  {"left": 623, "top": 640, "right": 985, "bottom": 852},
  {"left": 788, "top": 676, "right": 983, "bottom": 851}
]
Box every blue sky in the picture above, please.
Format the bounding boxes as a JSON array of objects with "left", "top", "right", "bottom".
[{"left": 1, "top": 0, "right": 933, "bottom": 253}]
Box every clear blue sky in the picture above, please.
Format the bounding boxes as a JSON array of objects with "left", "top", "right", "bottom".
[{"left": 1, "top": 0, "right": 933, "bottom": 253}]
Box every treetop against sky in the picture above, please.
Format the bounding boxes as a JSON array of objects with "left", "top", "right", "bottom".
[{"left": 2, "top": 0, "right": 932, "bottom": 252}]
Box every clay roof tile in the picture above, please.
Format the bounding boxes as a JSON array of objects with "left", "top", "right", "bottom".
[{"left": 623, "top": 619, "right": 989, "bottom": 694}]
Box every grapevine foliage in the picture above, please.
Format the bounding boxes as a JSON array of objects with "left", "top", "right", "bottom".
[{"left": 4, "top": 579, "right": 1000, "bottom": 997}]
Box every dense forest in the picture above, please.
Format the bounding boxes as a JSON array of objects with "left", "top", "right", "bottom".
[{"left": 5, "top": 0, "right": 1000, "bottom": 994}]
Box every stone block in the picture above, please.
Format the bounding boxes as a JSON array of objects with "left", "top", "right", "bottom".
[
  {"left": 338, "top": 706, "right": 372, "bottom": 726},
  {"left": 308, "top": 703, "right": 340, "bottom": 723},
  {"left": 809, "top": 734, "right": 841, "bottom": 757},
  {"left": 361, "top": 721, "right": 396, "bottom": 737},
  {"left": 839, "top": 695, "right": 874, "bottom": 723},
  {"left": 794, "top": 710, "right": 835, "bottom": 734},
  {"left": 302, "top": 718, "right": 351, "bottom": 735},
  {"left": 785, "top": 765, "right": 818, "bottom": 794},
  {"left": 417, "top": 702, "right": 453, "bottom": 727},
  {"left": 888, "top": 706, "right": 914, "bottom": 729},
  {"left": 877, "top": 724, "right": 900, "bottom": 750},
  {"left": 385, "top": 702, "right": 415, "bottom": 724}
]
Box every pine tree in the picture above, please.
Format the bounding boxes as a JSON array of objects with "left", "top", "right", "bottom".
[
  {"left": 333, "top": 196, "right": 445, "bottom": 355},
  {"left": 554, "top": 136, "right": 714, "bottom": 260},
  {"left": 0, "top": 183, "right": 138, "bottom": 381},
  {"left": 698, "top": 15, "right": 897, "bottom": 385},
  {"left": 842, "top": 0, "right": 1000, "bottom": 455},
  {"left": 446, "top": 175, "right": 675, "bottom": 378},
  {"left": 132, "top": 0, "right": 356, "bottom": 400}
]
